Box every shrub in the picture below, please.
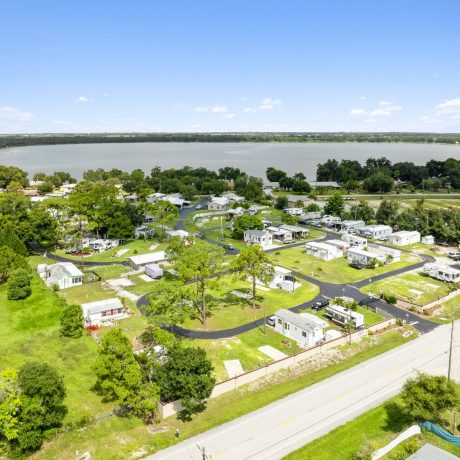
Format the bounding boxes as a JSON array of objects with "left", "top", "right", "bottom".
[
  {"left": 384, "top": 293, "right": 397, "bottom": 304},
  {"left": 60, "top": 304, "right": 84, "bottom": 338},
  {"left": 7, "top": 268, "right": 32, "bottom": 300}
]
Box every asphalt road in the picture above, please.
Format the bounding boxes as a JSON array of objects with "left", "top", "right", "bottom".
[{"left": 145, "top": 320, "right": 460, "bottom": 460}]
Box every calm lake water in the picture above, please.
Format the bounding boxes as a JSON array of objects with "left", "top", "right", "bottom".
[{"left": 1, "top": 142, "right": 459, "bottom": 180}]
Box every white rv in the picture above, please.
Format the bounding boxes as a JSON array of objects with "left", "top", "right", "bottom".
[{"left": 423, "top": 263, "right": 460, "bottom": 283}]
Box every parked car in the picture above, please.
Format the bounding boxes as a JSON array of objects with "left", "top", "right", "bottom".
[
  {"left": 195, "top": 204, "right": 203, "bottom": 210},
  {"left": 448, "top": 251, "right": 460, "bottom": 259},
  {"left": 312, "top": 299, "right": 329, "bottom": 311},
  {"left": 310, "top": 220, "right": 322, "bottom": 227},
  {"left": 349, "top": 262, "right": 364, "bottom": 270},
  {"left": 283, "top": 239, "right": 294, "bottom": 244},
  {"left": 266, "top": 315, "right": 276, "bottom": 327},
  {"left": 226, "top": 244, "right": 235, "bottom": 252}
]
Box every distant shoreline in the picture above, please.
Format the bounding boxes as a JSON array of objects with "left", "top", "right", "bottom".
[{"left": 1, "top": 132, "right": 460, "bottom": 150}]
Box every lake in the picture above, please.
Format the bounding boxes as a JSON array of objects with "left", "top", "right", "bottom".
[{"left": 0, "top": 142, "right": 459, "bottom": 180}]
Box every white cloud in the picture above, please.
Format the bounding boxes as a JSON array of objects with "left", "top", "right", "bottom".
[
  {"left": 211, "top": 105, "right": 228, "bottom": 113},
  {"left": 259, "top": 97, "right": 282, "bottom": 110},
  {"left": 76, "top": 96, "right": 90, "bottom": 103},
  {"left": 240, "top": 96, "right": 246, "bottom": 101},
  {"left": 222, "top": 113, "right": 235, "bottom": 119},
  {"left": 435, "top": 98, "right": 460, "bottom": 115},
  {"left": 243, "top": 107, "right": 258, "bottom": 113},
  {"left": 0, "top": 106, "right": 33, "bottom": 121},
  {"left": 378, "top": 100, "right": 392, "bottom": 106},
  {"left": 192, "top": 106, "right": 209, "bottom": 112},
  {"left": 190, "top": 123, "right": 204, "bottom": 129},
  {"left": 369, "top": 108, "right": 393, "bottom": 117},
  {"left": 349, "top": 108, "right": 368, "bottom": 116}
]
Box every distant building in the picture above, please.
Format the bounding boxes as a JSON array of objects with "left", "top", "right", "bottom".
[
  {"left": 342, "top": 234, "right": 368, "bottom": 249},
  {"left": 387, "top": 231, "right": 421, "bottom": 246},
  {"left": 279, "top": 224, "right": 309, "bottom": 239},
  {"left": 340, "top": 220, "right": 366, "bottom": 233},
  {"left": 128, "top": 251, "right": 167, "bottom": 270},
  {"left": 81, "top": 298, "right": 128, "bottom": 327},
  {"left": 421, "top": 235, "right": 435, "bottom": 245},
  {"left": 310, "top": 181, "right": 340, "bottom": 189},
  {"left": 274, "top": 309, "right": 327, "bottom": 347},
  {"left": 305, "top": 241, "right": 343, "bottom": 261},
  {"left": 37, "top": 262, "right": 83, "bottom": 290},
  {"left": 324, "top": 304, "right": 364, "bottom": 329},
  {"left": 208, "top": 196, "right": 230, "bottom": 211},
  {"left": 134, "top": 225, "right": 154, "bottom": 239},
  {"left": 266, "top": 226, "right": 293, "bottom": 243},
  {"left": 357, "top": 225, "right": 393, "bottom": 240},
  {"left": 243, "top": 229, "right": 273, "bottom": 247}
]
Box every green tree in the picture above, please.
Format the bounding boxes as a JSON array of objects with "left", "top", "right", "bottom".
[
  {"left": 281, "top": 213, "right": 298, "bottom": 225},
  {"left": 232, "top": 214, "right": 264, "bottom": 239},
  {"left": 400, "top": 372, "right": 458, "bottom": 423},
  {"left": 231, "top": 245, "right": 274, "bottom": 310},
  {"left": 7, "top": 268, "right": 32, "bottom": 300},
  {"left": 0, "top": 224, "right": 28, "bottom": 256},
  {"left": 0, "top": 247, "right": 29, "bottom": 282},
  {"left": 275, "top": 195, "right": 288, "bottom": 210},
  {"left": 324, "top": 191, "right": 345, "bottom": 217},
  {"left": 347, "top": 200, "right": 375, "bottom": 223},
  {"left": 154, "top": 346, "right": 215, "bottom": 416},
  {"left": 363, "top": 172, "right": 394, "bottom": 193},
  {"left": 12, "top": 362, "right": 67, "bottom": 455},
  {"left": 60, "top": 304, "right": 84, "bottom": 338},
  {"left": 168, "top": 240, "right": 224, "bottom": 325},
  {"left": 266, "top": 167, "right": 287, "bottom": 183},
  {"left": 144, "top": 280, "right": 193, "bottom": 327},
  {"left": 376, "top": 199, "right": 399, "bottom": 225},
  {"left": 146, "top": 199, "right": 179, "bottom": 238},
  {"left": 292, "top": 179, "right": 311, "bottom": 193},
  {"left": 0, "top": 368, "right": 21, "bottom": 443}
]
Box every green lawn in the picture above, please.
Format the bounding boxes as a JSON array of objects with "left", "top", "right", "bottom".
[
  {"left": 268, "top": 247, "right": 421, "bottom": 284},
  {"left": 181, "top": 274, "right": 319, "bottom": 331},
  {"left": 436, "top": 292, "right": 460, "bottom": 321},
  {"left": 193, "top": 327, "right": 300, "bottom": 381},
  {"left": 89, "top": 264, "right": 130, "bottom": 280},
  {"left": 55, "top": 238, "right": 167, "bottom": 263},
  {"left": 57, "top": 281, "right": 118, "bottom": 305},
  {"left": 183, "top": 211, "right": 227, "bottom": 233},
  {"left": 361, "top": 272, "right": 452, "bottom": 305},
  {"left": 33, "top": 330, "right": 414, "bottom": 460},
  {"left": 0, "top": 276, "right": 111, "bottom": 425},
  {"left": 306, "top": 305, "right": 384, "bottom": 328},
  {"left": 285, "top": 388, "right": 460, "bottom": 460}
]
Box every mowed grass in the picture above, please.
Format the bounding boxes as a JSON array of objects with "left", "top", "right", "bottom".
[
  {"left": 268, "top": 247, "right": 421, "bottom": 284},
  {"left": 90, "top": 264, "right": 130, "bottom": 280},
  {"left": 362, "top": 272, "right": 452, "bottom": 305},
  {"left": 284, "top": 388, "right": 460, "bottom": 460},
  {"left": 181, "top": 274, "right": 319, "bottom": 331},
  {"left": 57, "top": 281, "right": 118, "bottom": 305},
  {"left": 0, "top": 276, "right": 110, "bottom": 424},
  {"left": 193, "top": 327, "right": 300, "bottom": 381},
  {"left": 55, "top": 238, "right": 166, "bottom": 263},
  {"left": 33, "top": 330, "right": 413, "bottom": 460}
]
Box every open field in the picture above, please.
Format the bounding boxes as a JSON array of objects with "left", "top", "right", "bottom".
[
  {"left": 89, "top": 264, "right": 131, "bottom": 280},
  {"left": 33, "top": 330, "right": 414, "bottom": 460},
  {"left": 268, "top": 247, "right": 421, "bottom": 284},
  {"left": 57, "top": 280, "right": 118, "bottom": 305},
  {"left": 361, "top": 272, "right": 452, "bottom": 305},
  {"left": 181, "top": 274, "right": 319, "bottom": 331},
  {"left": 193, "top": 327, "right": 300, "bottom": 382},
  {"left": 285, "top": 388, "right": 460, "bottom": 460},
  {"left": 0, "top": 276, "right": 111, "bottom": 425},
  {"left": 55, "top": 238, "right": 167, "bottom": 263}
]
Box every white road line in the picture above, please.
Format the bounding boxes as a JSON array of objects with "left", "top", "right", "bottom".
[{"left": 409, "top": 321, "right": 419, "bottom": 326}]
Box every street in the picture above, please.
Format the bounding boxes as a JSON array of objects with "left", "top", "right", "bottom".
[{"left": 146, "top": 321, "right": 459, "bottom": 460}]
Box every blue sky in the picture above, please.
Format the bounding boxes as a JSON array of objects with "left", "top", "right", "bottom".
[{"left": 1, "top": 0, "right": 459, "bottom": 133}]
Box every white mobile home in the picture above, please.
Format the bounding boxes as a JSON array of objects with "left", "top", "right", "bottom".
[
  {"left": 268, "top": 266, "right": 299, "bottom": 292},
  {"left": 266, "top": 226, "right": 293, "bottom": 243},
  {"left": 274, "top": 309, "right": 327, "bottom": 347},
  {"left": 347, "top": 248, "right": 384, "bottom": 266},
  {"left": 324, "top": 304, "right": 364, "bottom": 329},
  {"left": 81, "top": 298, "right": 128, "bottom": 327},
  {"left": 207, "top": 196, "right": 230, "bottom": 211},
  {"left": 327, "top": 239, "right": 351, "bottom": 253},
  {"left": 284, "top": 207, "right": 303, "bottom": 216},
  {"left": 279, "top": 224, "right": 309, "bottom": 239},
  {"left": 305, "top": 241, "right": 343, "bottom": 261},
  {"left": 342, "top": 233, "right": 368, "bottom": 249},
  {"left": 340, "top": 220, "right": 365, "bottom": 233},
  {"left": 358, "top": 225, "right": 393, "bottom": 240},
  {"left": 321, "top": 215, "right": 341, "bottom": 226},
  {"left": 243, "top": 229, "right": 273, "bottom": 247},
  {"left": 387, "top": 231, "right": 421, "bottom": 246},
  {"left": 298, "top": 211, "right": 322, "bottom": 223},
  {"left": 368, "top": 244, "right": 401, "bottom": 263},
  {"left": 37, "top": 263, "right": 83, "bottom": 290},
  {"left": 423, "top": 263, "right": 460, "bottom": 283},
  {"left": 128, "top": 251, "right": 167, "bottom": 270},
  {"left": 144, "top": 263, "right": 164, "bottom": 279},
  {"left": 421, "top": 235, "right": 435, "bottom": 245}
]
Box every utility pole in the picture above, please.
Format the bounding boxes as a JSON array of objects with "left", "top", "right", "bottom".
[
  {"left": 448, "top": 317, "right": 454, "bottom": 381},
  {"left": 196, "top": 444, "right": 208, "bottom": 460},
  {"left": 220, "top": 215, "right": 223, "bottom": 238}
]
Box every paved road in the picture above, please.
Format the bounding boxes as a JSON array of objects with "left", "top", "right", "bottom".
[{"left": 145, "top": 320, "right": 460, "bottom": 460}]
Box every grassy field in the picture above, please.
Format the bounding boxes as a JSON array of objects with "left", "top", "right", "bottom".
[
  {"left": 0, "top": 276, "right": 111, "bottom": 425},
  {"left": 193, "top": 327, "right": 300, "bottom": 381},
  {"left": 55, "top": 238, "right": 167, "bottom": 263},
  {"left": 89, "top": 264, "right": 130, "bottom": 280},
  {"left": 268, "top": 247, "right": 421, "bottom": 284},
  {"left": 306, "top": 305, "right": 385, "bottom": 329},
  {"left": 284, "top": 389, "right": 460, "bottom": 460},
  {"left": 57, "top": 280, "right": 118, "bottom": 305},
  {"left": 33, "top": 330, "right": 414, "bottom": 460},
  {"left": 361, "top": 272, "right": 452, "bottom": 305},
  {"left": 181, "top": 274, "right": 319, "bottom": 331}
]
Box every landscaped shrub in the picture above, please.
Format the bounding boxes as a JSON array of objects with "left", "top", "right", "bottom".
[
  {"left": 7, "top": 268, "right": 32, "bottom": 300},
  {"left": 383, "top": 293, "right": 397, "bottom": 304}
]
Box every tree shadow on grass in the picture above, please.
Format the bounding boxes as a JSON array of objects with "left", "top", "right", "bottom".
[{"left": 383, "top": 400, "right": 412, "bottom": 433}]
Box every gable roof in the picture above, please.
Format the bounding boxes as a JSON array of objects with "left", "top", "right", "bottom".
[{"left": 81, "top": 298, "right": 124, "bottom": 316}]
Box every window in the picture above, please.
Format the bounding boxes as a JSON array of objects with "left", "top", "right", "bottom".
[
  {"left": 284, "top": 323, "right": 289, "bottom": 330},
  {"left": 302, "top": 331, "right": 307, "bottom": 337},
  {"left": 278, "top": 319, "right": 282, "bottom": 325}
]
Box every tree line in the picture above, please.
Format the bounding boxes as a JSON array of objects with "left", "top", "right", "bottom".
[{"left": 2, "top": 132, "right": 460, "bottom": 150}]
